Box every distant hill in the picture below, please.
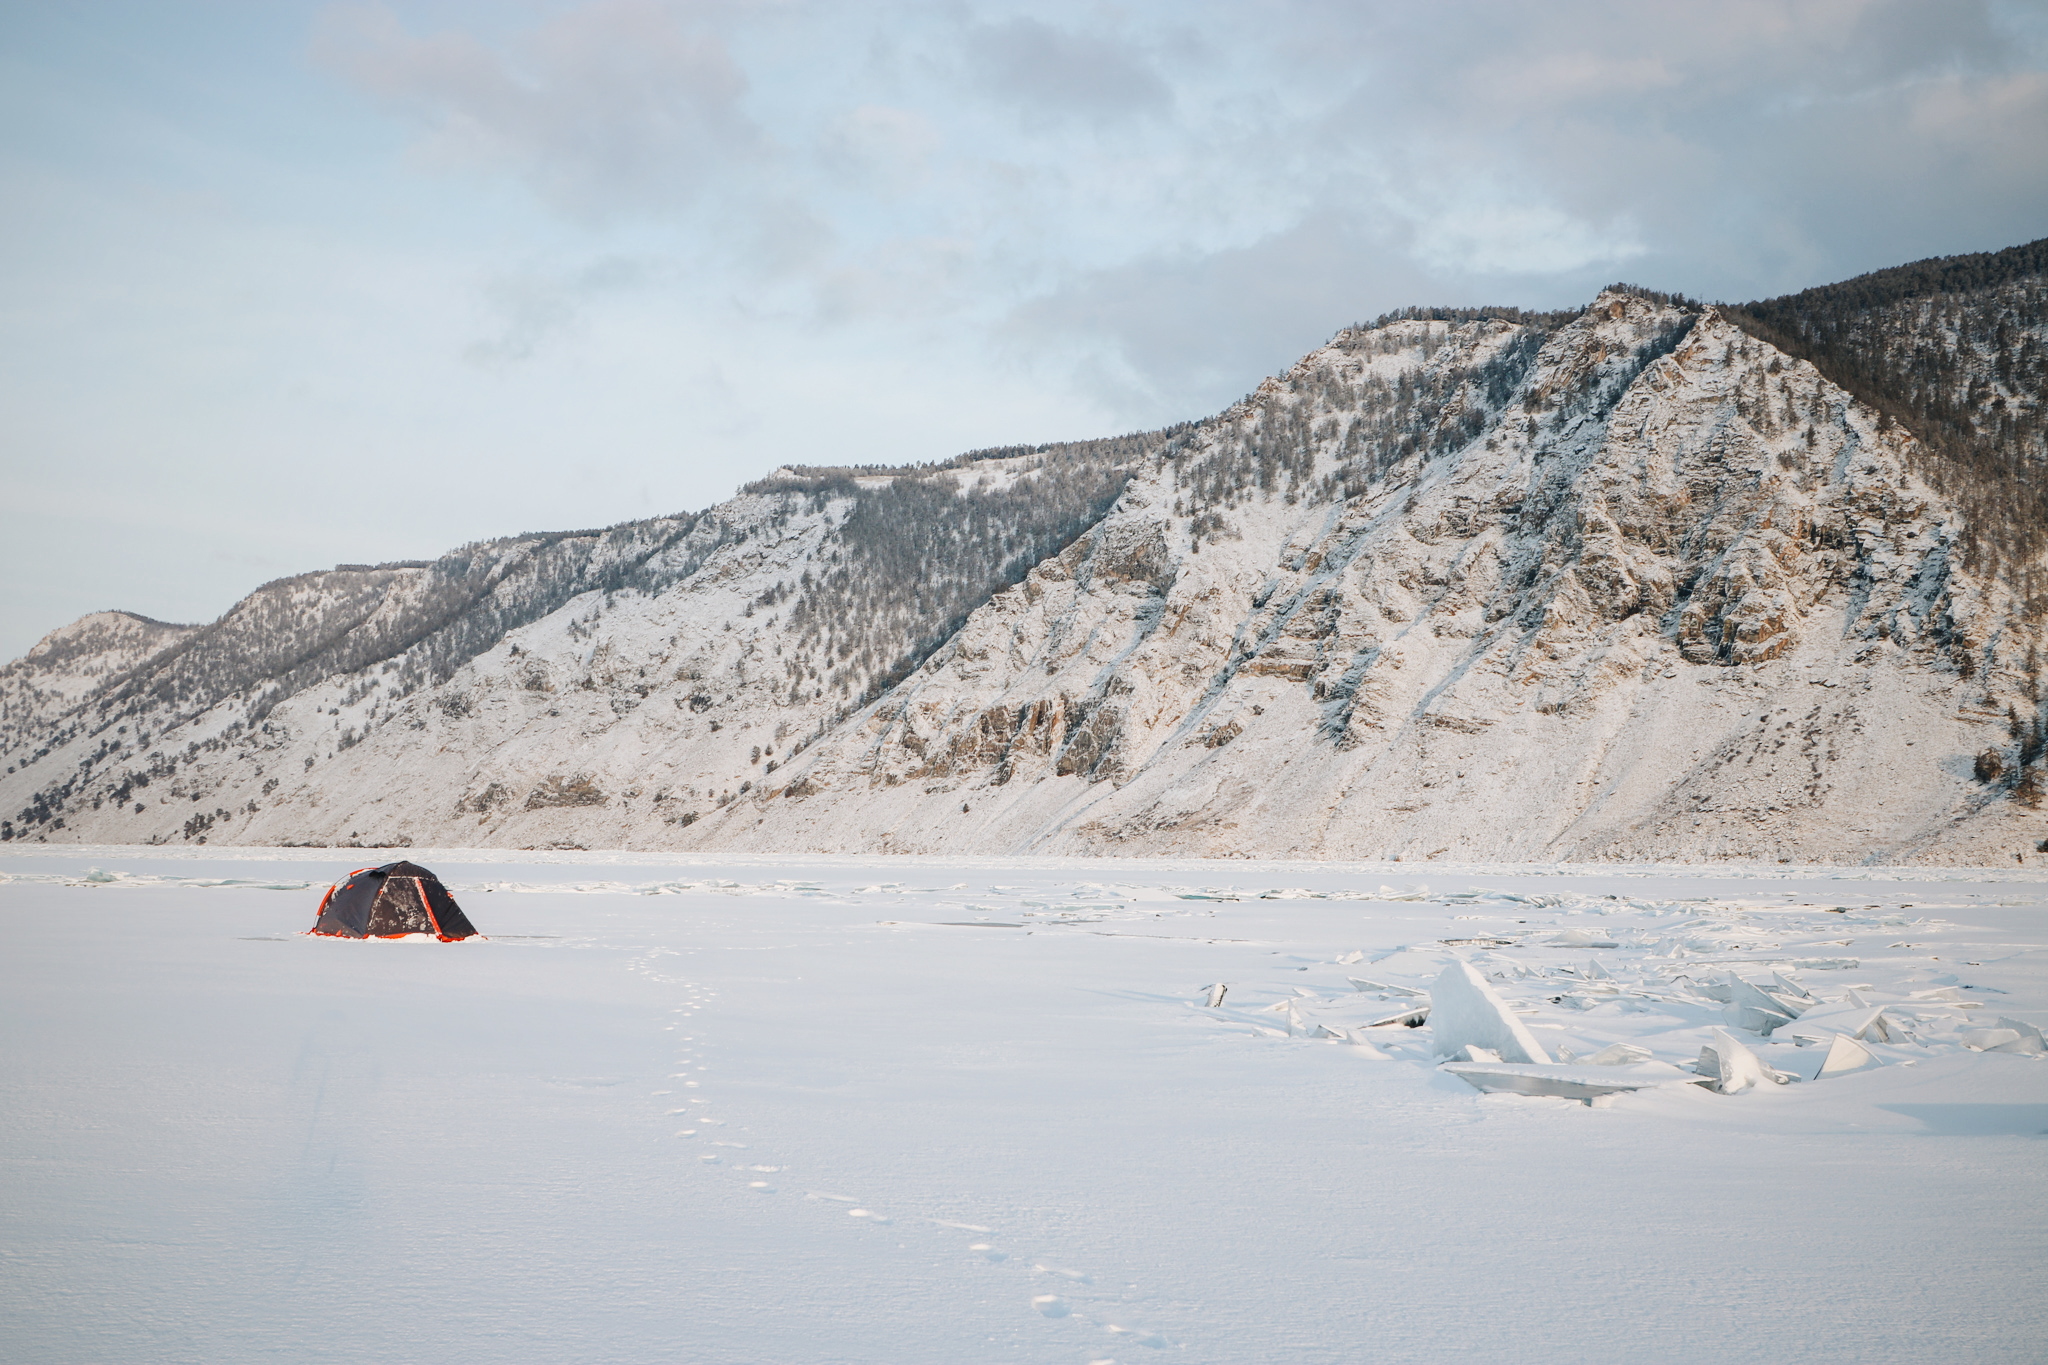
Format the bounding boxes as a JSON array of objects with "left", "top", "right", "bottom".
[{"left": 5, "top": 240, "right": 2045, "bottom": 864}]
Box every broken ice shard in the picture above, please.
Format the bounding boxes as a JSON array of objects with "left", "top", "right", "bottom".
[
  {"left": 1769, "top": 971, "right": 1816, "bottom": 1002},
  {"left": 1959, "top": 1027, "right": 2026, "bottom": 1052},
  {"left": 1816, "top": 1033, "right": 1878, "bottom": 1077},
  {"left": 1695, "top": 1026, "right": 1792, "bottom": 1093},
  {"left": 1982, "top": 1016, "right": 2046, "bottom": 1055},
  {"left": 1722, "top": 972, "right": 1800, "bottom": 1035},
  {"left": 1428, "top": 960, "right": 1550, "bottom": 1064},
  {"left": 1347, "top": 976, "right": 1426, "bottom": 997},
  {"left": 1784, "top": 1002, "right": 1898, "bottom": 1045},
  {"left": 1441, "top": 1059, "right": 1710, "bottom": 1101}
]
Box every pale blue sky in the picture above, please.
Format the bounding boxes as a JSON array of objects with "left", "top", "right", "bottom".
[{"left": 4, "top": 0, "right": 2045, "bottom": 657}]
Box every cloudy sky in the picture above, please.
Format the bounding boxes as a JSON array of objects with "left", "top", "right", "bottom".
[{"left": 3, "top": 0, "right": 2045, "bottom": 657}]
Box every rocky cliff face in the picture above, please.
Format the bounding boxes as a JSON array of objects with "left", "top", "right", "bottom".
[
  {"left": 6, "top": 243, "right": 2046, "bottom": 863},
  {"left": 719, "top": 293, "right": 2042, "bottom": 863}
]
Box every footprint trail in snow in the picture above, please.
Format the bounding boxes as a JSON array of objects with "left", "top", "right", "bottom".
[{"left": 648, "top": 967, "right": 1180, "bottom": 1354}]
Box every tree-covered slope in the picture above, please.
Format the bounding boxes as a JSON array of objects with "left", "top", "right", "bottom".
[
  {"left": 1730, "top": 238, "right": 2048, "bottom": 589},
  {"left": 4, "top": 241, "right": 2045, "bottom": 862},
  {"left": 0, "top": 434, "right": 1159, "bottom": 845}
]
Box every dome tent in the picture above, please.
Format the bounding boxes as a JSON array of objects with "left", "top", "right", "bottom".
[{"left": 308, "top": 861, "right": 480, "bottom": 940}]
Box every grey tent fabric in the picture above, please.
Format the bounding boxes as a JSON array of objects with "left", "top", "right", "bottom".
[{"left": 309, "top": 861, "right": 479, "bottom": 940}]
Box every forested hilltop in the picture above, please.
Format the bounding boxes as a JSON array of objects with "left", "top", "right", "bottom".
[
  {"left": 1731, "top": 238, "right": 2048, "bottom": 592},
  {"left": 4, "top": 239, "right": 2046, "bottom": 864}
]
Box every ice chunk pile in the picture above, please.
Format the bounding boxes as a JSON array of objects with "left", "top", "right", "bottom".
[{"left": 1188, "top": 884, "right": 2043, "bottom": 1110}]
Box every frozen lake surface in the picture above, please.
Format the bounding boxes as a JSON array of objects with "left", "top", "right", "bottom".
[{"left": 3, "top": 847, "right": 2045, "bottom": 1363}]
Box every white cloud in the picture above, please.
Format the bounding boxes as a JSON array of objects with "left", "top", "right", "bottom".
[
  {"left": 1398, "top": 190, "right": 1646, "bottom": 279},
  {"left": 462, "top": 255, "right": 652, "bottom": 367},
  {"left": 314, "top": 0, "right": 763, "bottom": 221},
  {"left": 5, "top": 0, "right": 2045, "bottom": 654},
  {"left": 820, "top": 105, "right": 940, "bottom": 194},
  {"left": 962, "top": 16, "right": 1173, "bottom": 126}
]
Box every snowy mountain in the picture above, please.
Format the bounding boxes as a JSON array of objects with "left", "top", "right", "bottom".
[
  {"left": 6, "top": 240, "right": 2046, "bottom": 863},
  {"left": 0, "top": 611, "right": 196, "bottom": 761}
]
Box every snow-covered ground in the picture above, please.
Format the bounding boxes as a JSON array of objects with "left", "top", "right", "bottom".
[{"left": 3, "top": 847, "right": 2044, "bottom": 1363}]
